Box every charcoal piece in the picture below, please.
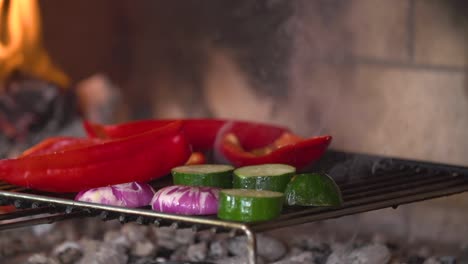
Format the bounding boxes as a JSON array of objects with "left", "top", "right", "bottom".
[
  {"left": 154, "top": 227, "right": 177, "bottom": 250},
  {"left": 227, "top": 234, "right": 286, "bottom": 262},
  {"left": 187, "top": 242, "right": 208, "bottom": 261},
  {"left": 169, "top": 245, "right": 188, "bottom": 261},
  {"left": 209, "top": 240, "right": 229, "bottom": 259},
  {"left": 197, "top": 230, "right": 216, "bottom": 242},
  {"left": 257, "top": 234, "right": 287, "bottom": 262},
  {"left": 175, "top": 228, "right": 196, "bottom": 245},
  {"left": 104, "top": 230, "right": 131, "bottom": 253},
  {"left": 77, "top": 244, "right": 128, "bottom": 264},
  {"left": 121, "top": 223, "right": 149, "bottom": 243},
  {"left": 325, "top": 247, "right": 351, "bottom": 264},
  {"left": 52, "top": 241, "right": 83, "bottom": 264},
  {"left": 78, "top": 238, "right": 102, "bottom": 254},
  {"left": 0, "top": 72, "right": 78, "bottom": 158},
  {"left": 227, "top": 236, "right": 248, "bottom": 257},
  {"left": 131, "top": 240, "right": 156, "bottom": 257}
]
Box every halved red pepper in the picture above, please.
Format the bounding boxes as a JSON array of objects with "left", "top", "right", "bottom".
[
  {"left": 0, "top": 121, "right": 191, "bottom": 192},
  {"left": 84, "top": 119, "right": 331, "bottom": 170},
  {"left": 84, "top": 119, "right": 288, "bottom": 152},
  {"left": 221, "top": 132, "right": 332, "bottom": 169}
]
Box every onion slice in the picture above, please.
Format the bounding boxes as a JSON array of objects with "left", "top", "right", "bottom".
[
  {"left": 151, "top": 185, "right": 220, "bottom": 215},
  {"left": 75, "top": 182, "right": 155, "bottom": 207}
]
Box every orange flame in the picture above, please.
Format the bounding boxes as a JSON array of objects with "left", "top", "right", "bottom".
[{"left": 0, "top": 0, "right": 69, "bottom": 87}]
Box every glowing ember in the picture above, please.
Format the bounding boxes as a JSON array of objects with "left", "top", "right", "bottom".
[{"left": 0, "top": 0, "right": 69, "bottom": 88}]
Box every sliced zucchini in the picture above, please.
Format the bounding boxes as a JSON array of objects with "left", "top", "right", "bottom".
[
  {"left": 218, "top": 189, "right": 284, "bottom": 222},
  {"left": 285, "top": 173, "right": 343, "bottom": 207},
  {"left": 172, "top": 164, "right": 234, "bottom": 188},
  {"left": 233, "top": 164, "right": 295, "bottom": 192}
]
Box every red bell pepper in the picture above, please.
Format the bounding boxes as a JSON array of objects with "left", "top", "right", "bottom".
[
  {"left": 220, "top": 132, "right": 332, "bottom": 169},
  {"left": 0, "top": 121, "right": 191, "bottom": 192},
  {"left": 84, "top": 119, "right": 288, "bottom": 152},
  {"left": 84, "top": 119, "right": 331, "bottom": 170}
]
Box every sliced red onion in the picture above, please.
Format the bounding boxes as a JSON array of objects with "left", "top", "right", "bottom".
[
  {"left": 75, "top": 182, "right": 155, "bottom": 207},
  {"left": 151, "top": 185, "right": 220, "bottom": 215}
]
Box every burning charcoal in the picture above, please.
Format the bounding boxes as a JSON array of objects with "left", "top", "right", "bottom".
[
  {"left": 121, "top": 223, "right": 149, "bottom": 244},
  {"left": 0, "top": 237, "right": 22, "bottom": 257},
  {"left": 227, "top": 236, "right": 248, "bottom": 256},
  {"left": 77, "top": 244, "right": 128, "bottom": 264},
  {"left": 0, "top": 73, "right": 78, "bottom": 158},
  {"left": 209, "top": 240, "right": 229, "bottom": 259},
  {"left": 104, "top": 230, "right": 131, "bottom": 253},
  {"left": 187, "top": 241, "right": 208, "bottom": 261},
  {"left": 131, "top": 240, "right": 156, "bottom": 257},
  {"left": 197, "top": 229, "right": 217, "bottom": 242},
  {"left": 52, "top": 241, "right": 83, "bottom": 264},
  {"left": 154, "top": 227, "right": 177, "bottom": 250},
  {"left": 78, "top": 238, "right": 102, "bottom": 253},
  {"left": 257, "top": 234, "right": 287, "bottom": 262},
  {"left": 175, "top": 228, "right": 196, "bottom": 245},
  {"left": 348, "top": 244, "right": 391, "bottom": 264},
  {"left": 169, "top": 245, "right": 188, "bottom": 261},
  {"left": 26, "top": 253, "right": 59, "bottom": 264},
  {"left": 325, "top": 247, "right": 351, "bottom": 264},
  {"left": 227, "top": 234, "right": 286, "bottom": 262}
]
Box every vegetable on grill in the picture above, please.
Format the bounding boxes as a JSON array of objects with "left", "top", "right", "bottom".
[
  {"left": 84, "top": 119, "right": 332, "bottom": 170},
  {"left": 284, "top": 173, "right": 343, "bottom": 207},
  {"left": 220, "top": 132, "right": 332, "bottom": 170},
  {"left": 218, "top": 189, "right": 284, "bottom": 222},
  {"left": 233, "top": 164, "right": 295, "bottom": 192},
  {"left": 172, "top": 164, "right": 234, "bottom": 188},
  {"left": 151, "top": 185, "right": 220, "bottom": 215},
  {"left": 75, "top": 182, "right": 155, "bottom": 207},
  {"left": 0, "top": 121, "right": 191, "bottom": 192}
]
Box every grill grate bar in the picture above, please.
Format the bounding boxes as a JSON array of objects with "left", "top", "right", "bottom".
[
  {"left": 344, "top": 173, "right": 463, "bottom": 199},
  {"left": 275, "top": 173, "right": 467, "bottom": 221},
  {"left": 0, "top": 211, "right": 91, "bottom": 231},
  {"left": 251, "top": 184, "right": 468, "bottom": 232},
  {"left": 0, "top": 207, "right": 55, "bottom": 220}
]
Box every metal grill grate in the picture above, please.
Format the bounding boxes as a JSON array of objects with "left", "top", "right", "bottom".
[{"left": 1, "top": 150, "right": 468, "bottom": 264}]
